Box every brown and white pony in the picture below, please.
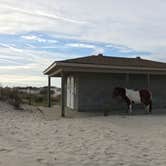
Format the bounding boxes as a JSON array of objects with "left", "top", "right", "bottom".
[{"left": 112, "top": 87, "right": 152, "bottom": 113}]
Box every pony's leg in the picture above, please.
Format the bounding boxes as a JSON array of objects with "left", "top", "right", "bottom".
[
  {"left": 149, "top": 100, "right": 152, "bottom": 113},
  {"left": 143, "top": 104, "right": 148, "bottom": 113},
  {"left": 146, "top": 105, "right": 150, "bottom": 113},
  {"left": 129, "top": 104, "right": 132, "bottom": 113},
  {"left": 125, "top": 97, "right": 132, "bottom": 114},
  {"left": 144, "top": 102, "right": 152, "bottom": 113}
]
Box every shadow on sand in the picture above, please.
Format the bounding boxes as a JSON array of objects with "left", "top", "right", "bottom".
[{"left": 37, "top": 105, "right": 166, "bottom": 120}]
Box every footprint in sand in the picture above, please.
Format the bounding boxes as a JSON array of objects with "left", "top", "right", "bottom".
[
  {"left": 17, "top": 139, "right": 23, "bottom": 142},
  {"left": 36, "top": 158, "right": 44, "bottom": 163},
  {"left": 48, "top": 151, "right": 55, "bottom": 154},
  {"left": 36, "top": 158, "right": 55, "bottom": 166},
  {"left": 11, "top": 131, "right": 18, "bottom": 135},
  {"left": 142, "top": 153, "right": 149, "bottom": 157},
  {"left": 0, "top": 148, "right": 13, "bottom": 152}
]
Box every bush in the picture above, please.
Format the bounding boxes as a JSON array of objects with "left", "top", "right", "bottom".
[
  {"left": 34, "top": 96, "right": 44, "bottom": 103},
  {"left": 54, "top": 94, "right": 61, "bottom": 104},
  {"left": 0, "top": 87, "right": 11, "bottom": 101},
  {"left": 8, "top": 88, "right": 22, "bottom": 109},
  {"left": 0, "top": 87, "right": 22, "bottom": 109},
  {"left": 0, "top": 86, "right": 61, "bottom": 107}
]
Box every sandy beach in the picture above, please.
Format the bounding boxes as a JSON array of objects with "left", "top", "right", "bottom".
[{"left": 0, "top": 101, "right": 166, "bottom": 166}]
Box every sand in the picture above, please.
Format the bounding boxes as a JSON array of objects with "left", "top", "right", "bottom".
[{"left": 0, "top": 101, "right": 166, "bottom": 166}]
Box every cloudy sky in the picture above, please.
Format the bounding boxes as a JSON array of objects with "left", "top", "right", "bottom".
[{"left": 1, "top": 0, "right": 166, "bottom": 87}]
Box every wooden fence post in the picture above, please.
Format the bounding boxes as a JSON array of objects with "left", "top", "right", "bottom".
[
  {"left": 48, "top": 76, "right": 51, "bottom": 107},
  {"left": 61, "top": 73, "right": 65, "bottom": 117}
]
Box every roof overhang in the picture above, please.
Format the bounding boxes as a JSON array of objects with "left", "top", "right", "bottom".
[{"left": 43, "top": 62, "right": 166, "bottom": 76}]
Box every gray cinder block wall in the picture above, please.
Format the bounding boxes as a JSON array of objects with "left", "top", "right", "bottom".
[
  {"left": 78, "top": 73, "right": 127, "bottom": 112},
  {"left": 150, "top": 75, "right": 166, "bottom": 109},
  {"left": 64, "top": 73, "right": 166, "bottom": 113},
  {"left": 76, "top": 73, "right": 166, "bottom": 112}
]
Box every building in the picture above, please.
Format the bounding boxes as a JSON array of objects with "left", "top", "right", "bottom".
[
  {"left": 43, "top": 54, "right": 166, "bottom": 116},
  {"left": 17, "top": 86, "right": 60, "bottom": 97}
]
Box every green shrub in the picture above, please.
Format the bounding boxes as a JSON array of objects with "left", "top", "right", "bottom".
[
  {"left": 8, "top": 88, "right": 22, "bottom": 109},
  {"left": 0, "top": 87, "right": 22, "bottom": 109},
  {"left": 34, "top": 96, "right": 44, "bottom": 103},
  {"left": 54, "top": 94, "right": 61, "bottom": 104}
]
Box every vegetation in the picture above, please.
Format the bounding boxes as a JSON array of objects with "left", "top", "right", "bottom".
[
  {"left": 0, "top": 85, "right": 61, "bottom": 108},
  {"left": 0, "top": 87, "right": 22, "bottom": 109}
]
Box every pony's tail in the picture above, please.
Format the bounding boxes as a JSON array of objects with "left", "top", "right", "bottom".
[{"left": 149, "top": 100, "right": 152, "bottom": 113}]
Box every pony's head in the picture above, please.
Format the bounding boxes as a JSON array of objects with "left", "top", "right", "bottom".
[{"left": 112, "top": 87, "right": 125, "bottom": 98}]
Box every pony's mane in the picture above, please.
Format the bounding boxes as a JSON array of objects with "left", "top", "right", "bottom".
[
  {"left": 115, "top": 87, "right": 125, "bottom": 90},
  {"left": 113, "top": 87, "right": 126, "bottom": 97}
]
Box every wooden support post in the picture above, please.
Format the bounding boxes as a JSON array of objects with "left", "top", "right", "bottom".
[
  {"left": 29, "top": 86, "right": 32, "bottom": 105},
  {"left": 61, "top": 73, "right": 65, "bottom": 117},
  {"left": 147, "top": 74, "right": 150, "bottom": 88},
  {"left": 48, "top": 76, "right": 51, "bottom": 107}
]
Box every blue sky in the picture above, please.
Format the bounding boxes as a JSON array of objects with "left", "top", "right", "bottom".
[{"left": 1, "top": 0, "right": 166, "bottom": 87}]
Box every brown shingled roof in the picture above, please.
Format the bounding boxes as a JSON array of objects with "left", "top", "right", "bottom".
[
  {"left": 58, "top": 54, "right": 166, "bottom": 68},
  {"left": 44, "top": 54, "right": 166, "bottom": 75}
]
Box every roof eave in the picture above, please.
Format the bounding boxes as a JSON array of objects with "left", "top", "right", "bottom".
[
  {"left": 44, "top": 62, "right": 166, "bottom": 76},
  {"left": 54, "top": 62, "right": 166, "bottom": 72},
  {"left": 43, "top": 62, "right": 57, "bottom": 75}
]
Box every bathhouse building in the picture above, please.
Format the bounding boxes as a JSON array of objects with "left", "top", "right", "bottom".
[{"left": 44, "top": 54, "right": 166, "bottom": 116}]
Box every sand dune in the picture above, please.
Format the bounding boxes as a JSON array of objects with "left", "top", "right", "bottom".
[{"left": 0, "top": 101, "right": 166, "bottom": 166}]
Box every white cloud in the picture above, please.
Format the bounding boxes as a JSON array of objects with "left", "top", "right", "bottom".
[
  {"left": 21, "top": 35, "right": 46, "bottom": 42},
  {"left": 0, "top": 45, "right": 78, "bottom": 87},
  {"left": 106, "top": 44, "right": 133, "bottom": 53},
  {"left": 0, "top": 0, "right": 164, "bottom": 54},
  {"left": 0, "top": 74, "right": 47, "bottom": 87},
  {"left": 1, "top": 0, "right": 166, "bottom": 86},
  {"left": 66, "top": 43, "right": 105, "bottom": 55},
  {"left": 21, "top": 35, "right": 59, "bottom": 43},
  {"left": 1, "top": 3, "right": 89, "bottom": 24},
  {"left": 92, "top": 47, "right": 105, "bottom": 55},
  {"left": 0, "top": 1, "right": 91, "bottom": 35},
  {"left": 0, "top": 43, "right": 23, "bottom": 52},
  {"left": 46, "top": 39, "right": 58, "bottom": 43},
  {"left": 66, "top": 43, "right": 95, "bottom": 49}
]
